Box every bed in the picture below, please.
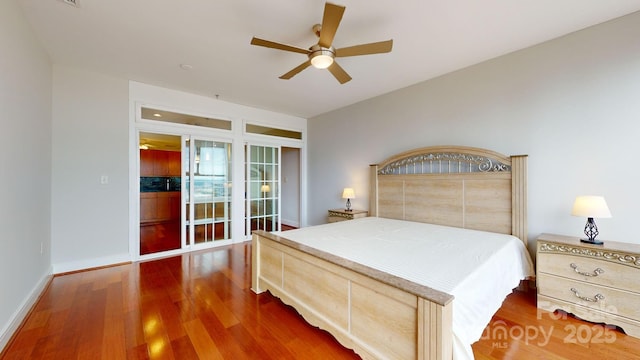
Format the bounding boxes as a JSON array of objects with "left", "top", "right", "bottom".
[{"left": 251, "top": 145, "right": 534, "bottom": 360}]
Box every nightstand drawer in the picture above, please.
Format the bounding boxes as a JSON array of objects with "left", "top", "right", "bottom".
[
  {"left": 536, "top": 233, "right": 640, "bottom": 339},
  {"left": 328, "top": 215, "right": 349, "bottom": 223},
  {"left": 538, "top": 273, "right": 640, "bottom": 320},
  {"left": 537, "top": 252, "right": 640, "bottom": 293}
]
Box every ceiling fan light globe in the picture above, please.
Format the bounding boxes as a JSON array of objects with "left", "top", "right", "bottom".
[
  {"left": 311, "top": 54, "right": 334, "bottom": 69},
  {"left": 309, "top": 44, "right": 335, "bottom": 69}
]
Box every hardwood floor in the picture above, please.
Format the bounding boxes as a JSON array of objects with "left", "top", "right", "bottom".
[
  {"left": 140, "top": 221, "right": 181, "bottom": 255},
  {"left": 473, "top": 288, "right": 640, "bottom": 359},
  {"left": 140, "top": 221, "right": 234, "bottom": 255},
  {"left": 2, "top": 242, "right": 639, "bottom": 359}
]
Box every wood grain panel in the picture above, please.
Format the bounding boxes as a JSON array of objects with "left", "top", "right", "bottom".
[
  {"left": 464, "top": 178, "right": 511, "bottom": 234},
  {"left": 257, "top": 243, "right": 283, "bottom": 288},
  {"left": 404, "top": 178, "right": 463, "bottom": 227},
  {"left": 350, "top": 282, "right": 417, "bottom": 360},
  {"left": 377, "top": 177, "right": 405, "bottom": 220},
  {"left": 283, "top": 254, "right": 350, "bottom": 330}
]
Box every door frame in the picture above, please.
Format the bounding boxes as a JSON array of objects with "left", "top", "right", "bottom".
[
  {"left": 128, "top": 94, "right": 307, "bottom": 262},
  {"left": 241, "top": 120, "right": 305, "bottom": 240}
]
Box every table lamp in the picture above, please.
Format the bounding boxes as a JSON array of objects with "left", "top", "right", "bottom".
[
  {"left": 571, "top": 195, "right": 611, "bottom": 245},
  {"left": 342, "top": 188, "right": 355, "bottom": 212}
]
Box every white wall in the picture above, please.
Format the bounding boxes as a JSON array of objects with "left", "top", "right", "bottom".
[
  {"left": 51, "top": 66, "right": 131, "bottom": 272},
  {"left": 0, "top": 0, "right": 52, "bottom": 349},
  {"left": 308, "top": 11, "right": 640, "bottom": 251}
]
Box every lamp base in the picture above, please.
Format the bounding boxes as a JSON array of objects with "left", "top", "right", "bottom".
[
  {"left": 580, "top": 238, "right": 604, "bottom": 245},
  {"left": 580, "top": 217, "right": 603, "bottom": 245}
]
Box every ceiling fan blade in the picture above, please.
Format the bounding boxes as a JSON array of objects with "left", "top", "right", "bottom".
[
  {"left": 327, "top": 61, "right": 352, "bottom": 84},
  {"left": 279, "top": 60, "right": 312, "bottom": 80},
  {"left": 335, "top": 39, "right": 393, "bottom": 57},
  {"left": 318, "top": 3, "right": 345, "bottom": 48},
  {"left": 251, "top": 37, "right": 309, "bottom": 55}
]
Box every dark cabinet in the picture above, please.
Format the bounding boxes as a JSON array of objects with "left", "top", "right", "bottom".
[
  {"left": 140, "top": 149, "right": 181, "bottom": 176},
  {"left": 140, "top": 191, "right": 180, "bottom": 223}
]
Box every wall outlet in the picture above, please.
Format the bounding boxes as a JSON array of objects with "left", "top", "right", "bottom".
[{"left": 100, "top": 175, "right": 109, "bottom": 184}]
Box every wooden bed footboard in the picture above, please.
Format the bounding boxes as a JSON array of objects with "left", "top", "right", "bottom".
[{"left": 251, "top": 231, "right": 454, "bottom": 360}]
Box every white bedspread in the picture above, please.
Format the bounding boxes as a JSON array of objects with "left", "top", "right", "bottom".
[{"left": 274, "top": 217, "right": 534, "bottom": 360}]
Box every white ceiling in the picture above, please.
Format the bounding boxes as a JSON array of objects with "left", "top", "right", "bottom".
[{"left": 18, "top": 0, "right": 640, "bottom": 118}]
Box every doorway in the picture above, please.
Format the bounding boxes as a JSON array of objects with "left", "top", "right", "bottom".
[
  {"left": 245, "top": 144, "right": 280, "bottom": 234},
  {"left": 281, "top": 147, "right": 300, "bottom": 229},
  {"left": 139, "top": 132, "right": 182, "bottom": 255},
  {"left": 133, "top": 103, "right": 305, "bottom": 258}
]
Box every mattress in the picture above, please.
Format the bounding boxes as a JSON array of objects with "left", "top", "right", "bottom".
[{"left": 274, "top": 217, "right": 535, "bottom": 360}]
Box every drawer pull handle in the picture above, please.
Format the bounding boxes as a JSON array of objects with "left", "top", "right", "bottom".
[
  {"left": 570, "top": 263, "right": 604, "bottom": 277},
  {"left": 570, "top": 288, "right": 605, "bottom": 302}
]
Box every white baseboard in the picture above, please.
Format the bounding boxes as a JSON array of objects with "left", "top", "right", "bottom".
[
  {"left": 0, "top": 267, "right": 52, "bottom": 352},
  {"left": 52, "top": 252, "right": 132, "bottom": 274}
]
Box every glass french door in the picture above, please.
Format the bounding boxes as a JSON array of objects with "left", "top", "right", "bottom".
[
  {"left": 246, "top": 144, "right": 281, "bottom": 236},
  {"left": 184, "top": 137, "right": 233, "bottom": 246}
]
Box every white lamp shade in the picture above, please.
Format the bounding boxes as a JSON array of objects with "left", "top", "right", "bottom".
[
  {"left": 260, "top": 184, "right": 271, "bottom": 193},
  {"left": 571, "top": 196, "right": 612, "bottom": 218},
  {"left": 342, "top": 188, "right": 355, "bottom": 199}
]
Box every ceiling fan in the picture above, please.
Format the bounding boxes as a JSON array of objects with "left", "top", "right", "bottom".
[{"left": 250, "top": 2, "right": 393, "bottom": 84}]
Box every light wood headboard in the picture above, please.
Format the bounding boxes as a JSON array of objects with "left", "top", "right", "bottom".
[{"left": 369, "top": 145, "right": 528, "bottom": 244}]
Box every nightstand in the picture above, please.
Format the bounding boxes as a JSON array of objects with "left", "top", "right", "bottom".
[
  {"left": 327, "top": 209, "right": 368, "bottom": 223},
  {"left": 536, "top": 233, "right": 640, "bottom": 338}
]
